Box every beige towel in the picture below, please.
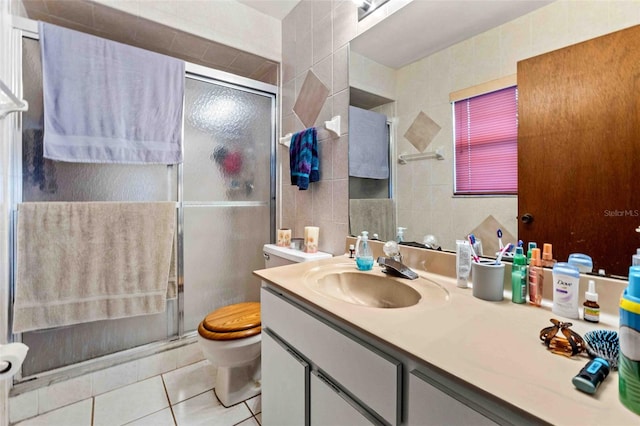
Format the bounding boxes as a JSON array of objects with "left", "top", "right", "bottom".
[
  {"left": 13, "top": 202, "right": 176, "bottom": 333},
  {"left": 349, "top": 199, "right": 395, "bottom": 241}
]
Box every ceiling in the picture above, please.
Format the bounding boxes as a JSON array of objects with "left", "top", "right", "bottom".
[
  {"left": 351, "top": 0, "right": 554, "bottom": 69},
  {"left": 236, "top": 0, "right": 301, "bottom": 20},
  {"left": 20, "top": 0, "right": 279, "bottom": 85}
]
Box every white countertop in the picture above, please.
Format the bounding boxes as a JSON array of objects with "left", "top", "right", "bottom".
[{"left": 254, "top": 255, "right": 639, "bottom": 426}]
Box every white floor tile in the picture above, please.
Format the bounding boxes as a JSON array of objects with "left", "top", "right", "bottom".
[
  {"left": 234, "top": 417, "right": 259, "bottom": 426},
  {"left": 37, "top": 374, "right": 92, "bottom": 414},
  {"left": 14, "top": 398, "right": 92, "bottom": 426},
  {"left": 162, "top": 360, "right": 216, "bottom": 405},
  {"left": 138, "top": 350, "right": 178, "bottom": 381},
  {"left": 93, "top": 376, "right": 169, "bottom": 426},
  {"left": 92, "top": 360, "right": 139, "bottom": 396},
  {"left": 244, "top": 395, "right": 261, "bottom": 415},
  {"left": 9, "top": 390, "right": 38, "bottom": 424},
  {"left": 124, "top": 408, "right": 175, "bottom": 426},
  {"left": 172, "top": 391, "right": 252, "bottom": 426}
]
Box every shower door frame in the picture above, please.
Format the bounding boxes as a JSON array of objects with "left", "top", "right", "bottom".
[{"left": 6, "top": 16, "right": 277, "bottom": 391}]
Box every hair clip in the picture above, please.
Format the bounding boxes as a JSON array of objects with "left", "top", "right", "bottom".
[{"left": 539, "top": 318, "right": 585, "bottom": 357}]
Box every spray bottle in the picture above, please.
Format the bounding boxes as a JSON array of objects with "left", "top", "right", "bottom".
[{"left": 528, "top": 248, "right": 543, "bottom": 306}]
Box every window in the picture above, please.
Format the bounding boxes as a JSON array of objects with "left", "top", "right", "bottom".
[{"left": 453, "top": 86, "right": 518, "bottom": 195}]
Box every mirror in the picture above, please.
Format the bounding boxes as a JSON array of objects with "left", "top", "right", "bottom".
[{"left": 348, "top": 1, "right": 633, "bottom": 277}]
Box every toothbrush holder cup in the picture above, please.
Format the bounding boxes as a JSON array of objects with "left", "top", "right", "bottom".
[{"left": 472, "top": 260, "right": 506, "bottom": 302}]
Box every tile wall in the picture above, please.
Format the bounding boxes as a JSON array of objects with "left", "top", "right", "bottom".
[{"left": 279, "top": 0, "right": 354, "bottom": 255}]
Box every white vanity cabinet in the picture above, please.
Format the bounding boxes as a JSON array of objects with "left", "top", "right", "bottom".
[
  {"left": 261, "top": 287, "right": 400, "bottom": 425},
  {"left": 261, "top": 285, "right": 538, "bottom": 426}
]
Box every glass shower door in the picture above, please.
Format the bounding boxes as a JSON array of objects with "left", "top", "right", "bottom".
[
  {"left": 16, "top": 36, "right": 274, "bottom": 376},
  {"left": 182, "top": 76, "right": 274, "bottom": 331}
]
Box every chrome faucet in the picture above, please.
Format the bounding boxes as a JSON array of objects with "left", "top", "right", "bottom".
[
  {"left": 378, "top": 241, "right": 418, "bottom": 280},
  {"left": 377, "top": 256, "right": 418, "bottom": 280}
]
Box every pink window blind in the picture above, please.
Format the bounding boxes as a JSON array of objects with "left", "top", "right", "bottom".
[{"left": 454, "top": 86, "right": 518, "bottom": 195}]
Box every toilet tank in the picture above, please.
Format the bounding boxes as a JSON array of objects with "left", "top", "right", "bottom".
[{"left": 263, "top": 244, "right": 332, "bottom": 268}]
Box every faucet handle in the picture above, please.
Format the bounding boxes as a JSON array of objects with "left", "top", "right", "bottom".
[{"left": 383, "top": 240, "right": 400, "bottom": 256}]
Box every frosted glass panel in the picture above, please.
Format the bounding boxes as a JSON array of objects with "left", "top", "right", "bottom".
[
  {"left": 183, "top": 78, "right": 272, "bottom": 202},
  {"left": 21, "top": 309, "right": 173, "bottom": 376},
  {"left": 21, "top": 38, "right": 177, "bottom": 203},
  {"left": 183, "top": 206, "right": 268, "bottom": 331}
]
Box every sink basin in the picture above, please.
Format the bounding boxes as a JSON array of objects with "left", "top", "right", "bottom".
[{"left": 303, "top": 265, "right": 449, "bottom": 309}]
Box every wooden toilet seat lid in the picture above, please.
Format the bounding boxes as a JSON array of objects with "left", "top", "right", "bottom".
[{"left": 198, "top": 302, "right": 261, "bottom": 341}]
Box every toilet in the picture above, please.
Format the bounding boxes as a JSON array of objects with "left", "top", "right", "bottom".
[{"left": 197, "top": 243, "right": 332, "bottom": 406}]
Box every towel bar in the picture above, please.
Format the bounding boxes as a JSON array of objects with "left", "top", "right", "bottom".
[
  {"left": 279, "top": 115, "right": 341, "bottom": 148},
  {"left": 0, "top": 79, "right": 28, "bottom": 119},
  {"left": 398, "top": 147, "right": 444, "bottom": 164}
]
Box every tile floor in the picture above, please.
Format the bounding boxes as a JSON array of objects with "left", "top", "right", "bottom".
[{"left": 13, "top": 360, "right": 262, "bottom": 426}]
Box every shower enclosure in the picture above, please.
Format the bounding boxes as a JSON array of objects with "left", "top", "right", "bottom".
[{"left": 11, "top": 23, "right": 275, "bottom": 379}]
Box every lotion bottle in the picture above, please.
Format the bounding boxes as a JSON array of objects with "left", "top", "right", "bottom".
[{"left": 552, "top": 262, "right": 580, "bottom": 319}]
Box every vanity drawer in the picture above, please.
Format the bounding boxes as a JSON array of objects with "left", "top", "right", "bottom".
[{"left": 261, "top": 287, "right": 401, "bottom": 425}]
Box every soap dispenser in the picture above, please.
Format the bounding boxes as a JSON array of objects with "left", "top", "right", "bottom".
[
  {"left": 355, "top": 231, "right": 374, "bottom": 271},
  {"left": 396, "top": 227, "right": 407, "bottom": 243}
]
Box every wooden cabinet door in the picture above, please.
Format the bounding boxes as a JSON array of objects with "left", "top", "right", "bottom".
[{"left": 517, "top": 24, "right": 640, "bottom": 277}]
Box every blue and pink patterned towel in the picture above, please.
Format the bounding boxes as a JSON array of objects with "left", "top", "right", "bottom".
[{"left": 289, "top": 128, "right": 319, "bottom": 190}]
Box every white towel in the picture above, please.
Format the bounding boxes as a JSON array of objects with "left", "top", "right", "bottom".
[
  {"left": 13, "top": 202, "right": 176, "bottom": 333},
  {"left": 348, "top": 106, "right": 389, "bottom": 179},
  {"left": 40, "top": 22, "right": 184, "bottom": 164}
]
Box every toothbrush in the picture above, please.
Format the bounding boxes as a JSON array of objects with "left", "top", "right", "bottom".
[
  {"left": 495, "top": 243, "right": 513, "bottom": 265},
  {"left": 467, "top": 234, "right": 480, "bottom": 263},
  {"left": 497, "top": 229, "right": 504, "bottom": 250}
]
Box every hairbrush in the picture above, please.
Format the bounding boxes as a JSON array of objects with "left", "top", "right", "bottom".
[{"left": 583, "top": 330, "right": 619, "bottom": 370}]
